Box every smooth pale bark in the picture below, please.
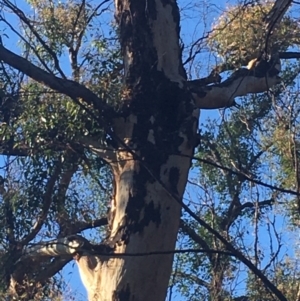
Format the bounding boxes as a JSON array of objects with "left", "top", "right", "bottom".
[{"left": 191, "top": 72, "right": 281, "bottom": 109}]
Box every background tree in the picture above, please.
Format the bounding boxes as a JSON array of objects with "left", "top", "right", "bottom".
[{"left": 0, "top": 0, "right": 299, "bottom": 301}]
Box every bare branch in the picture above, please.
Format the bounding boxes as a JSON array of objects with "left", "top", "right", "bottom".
[
  {"left": 265, "top": 0, "right": 293, "bottom": 36},
  {"left": 223, "top": 198, "right": 275, "bottom": 231},
  {"left": 2, "top": 0, "right": 67, "bottom": 79},
  {"left": 174, "top": 271, "right": 210, "bottom": 288},
  {"left": 190, "top": 67, "right": 281, "bottom": 109},
  {"left": 0, "top": 44, "right": 115, "bottom": 118},
  {"left": 264, "top": 0, "right": 293, "bottom": 55},
  {"left": 20, "top": 161, "right": 62, "bottom": 245},
  {"left": 35, "top": 258, "right": 71, "bottom": 283},
  {"left": 280, "top": 51, "right": 300, "bottom": 59},
  {"left": 24, "top": 236, "right": 234, "bottom": 259},
  {"left": 186, "top": 154, "right": 300, "bottom": 196},
  {"left": 0, "top": 15, "right": 53, "bottom": 75},
  {"left": 180, "top": 219, "right": 213, "bottom": 262},
  {"left": 213, "top": 51, "right": 300, "bottom": 74},
  {"left": 56, "top": 164, "right": 79, "bottom": 236},
  {"left": 70, "top": 217, "right": 108, "bottom": 234},
  {"left": 180, "top": 200, "right": 287, "bottom": 301},
  {"left": 180, "top": 220, "right": 210, "bottom": 250},
  {"left": 23, "top": 235, "right": 87, "bottom": 258},
  {"left": 73, "top": 0, "right": 110, "bottom": 55}
]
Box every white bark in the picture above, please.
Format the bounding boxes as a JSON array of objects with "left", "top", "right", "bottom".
[
  {"left": 192, "top": 73, "right": 281, "bottom": 109},
  {"left": 22, "top": 235, "right": 86, "bottom": 258},
  {"left": 150, "top": 0, "right": 185, "bottom": 85}
]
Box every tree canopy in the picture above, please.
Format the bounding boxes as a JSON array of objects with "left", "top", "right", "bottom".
[{"left": 0, "top": 0, "right": 299, "bottom": 300}]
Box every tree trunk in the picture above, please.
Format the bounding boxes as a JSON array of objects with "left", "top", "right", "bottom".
[
  {"left": 78, "top": 147, "right": 196, "bottom": 301},
  {"left": 76, "top": 0, "right": 198, "bottom": 300}
]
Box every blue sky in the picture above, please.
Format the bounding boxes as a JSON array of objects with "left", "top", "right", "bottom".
[{"left": 1, "top": 0, "right": 298, "bottom": 300}]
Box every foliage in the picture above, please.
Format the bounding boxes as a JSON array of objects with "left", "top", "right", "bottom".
[
  {"left": 208, "top": 1, "right": 300, "bottom": 68},
  {"left": 0, "top": 0, "right": 117, "bottom": 298},
  {"left": 172, "top": 41, "right": 300, "bottom": 301},
  {"left": 0, "top": 0, "right": 300, "bottom": 300}
]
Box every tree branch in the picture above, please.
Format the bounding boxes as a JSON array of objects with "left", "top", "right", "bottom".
[
  {"left": 0, "top": 141, "right": 30, "bottom": 157},
  {"left": 223, "top": 199, "right": 275, "bottom": 230},
  {"left": 180, "top": 220, "right": 213, "bottom": 262},
  {"left": 213, "top": 51, "right": 300, "bottom": 74},
  {"left": 279, "top": 51, "right": 300, "bottom": 59},
  {"left": 189, "top": 65, "right": 281, "bottom": 109},
  {"left": 70, "top": 217, "right": 108, "bottom": 234},
  {"left": 23, "top": 235, "right": 87, "bottom": 258},
  {"left": 3, "top": 0, "right": 67, "bottom": 79},
  {"left": 265, "top": 0, "right": 293, "bottom": 37},
  {"left": 20, "top": 161, "right": 62, "bottom": 245},
  {"left": 78, "top": 136, "right": 117, "bottom": 162},
  {"left": 180, "top": 199, "right": 287, "bottom": 301},
  {"left": 180, "top": 220, "right": 210, "bottom": 251},
  {"left": 0, "top": 44, "right": 115, "bottom": 118},
  {"left": 35, "top": 258, "right": 71, "bottom": 283},
  {"left": 55, "top": 163, "right": 79, "bottom": 236},
  {"left": 174, "top": 270, "right": 210, "bottom": 288}
]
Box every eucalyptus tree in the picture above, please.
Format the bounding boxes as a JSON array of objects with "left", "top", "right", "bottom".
[{"left": 0, "top": 0, "right": 298, "bottom": 300}]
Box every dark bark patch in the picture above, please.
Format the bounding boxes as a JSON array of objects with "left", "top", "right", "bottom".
[
  {"left": 113, "top": 283, "right": 131, "bottom": 301},
  {"left": 169, "top": 167, "right": 179, "bottom": 194},
  {"left": 189, "top": 88, "right": 207, "bottom": 98},
  {"left": 146, "top": 0, "right": 157, "bottom": 20},
  {"left": 142, "top": 200, "right": 161, "bottom": 227},
  {"left": 125, "top": 199, "right": 161, "bottom": 235},
  {"left": 161, "top": 0, "right": 170, "bottom": 5},
  {"left": 116, "top": 167, "right": 162, "bottom": 243}
]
